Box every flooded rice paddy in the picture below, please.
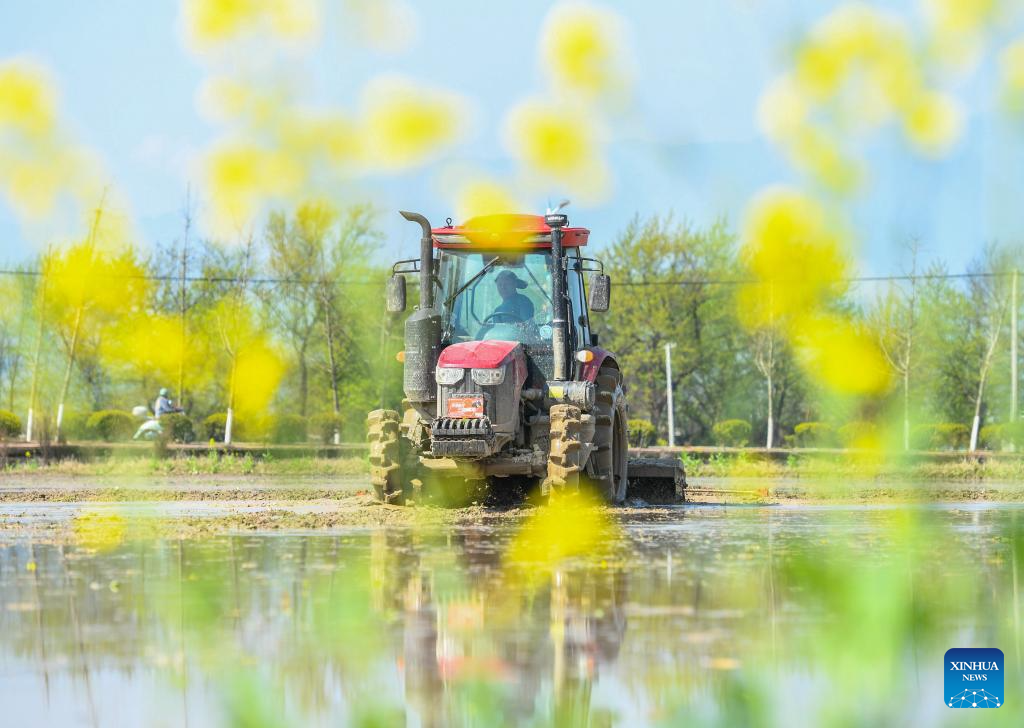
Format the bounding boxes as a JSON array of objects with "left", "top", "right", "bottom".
[{"left": 0, "top": 477, "right": 1022, "bottom": 726}]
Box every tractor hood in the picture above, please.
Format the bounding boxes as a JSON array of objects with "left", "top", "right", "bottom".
[{"left": 438, "top": 340, "right": 520, "bottom": 369}]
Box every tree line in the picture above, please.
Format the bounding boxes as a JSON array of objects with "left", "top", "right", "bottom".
[{"left": 0, "top": 208, "right": 1018, "bottom": 450}]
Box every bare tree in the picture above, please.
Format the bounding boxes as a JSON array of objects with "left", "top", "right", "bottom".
[
  {"left": 870, "top": 241, "right": 921, "bottom": 450},
  {"left": 967, "top": 245, "right": 1015, "bottom": 451}
]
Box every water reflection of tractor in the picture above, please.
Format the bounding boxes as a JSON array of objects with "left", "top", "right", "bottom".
[
  {"left": 379, "top": 529, "right": 628, "bottom": 727},
  {"left": 368, "top": 209, "right": 685, "bottom": 505}
]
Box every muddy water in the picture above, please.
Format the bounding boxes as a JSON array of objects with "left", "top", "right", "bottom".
[{"left": 0, "top": 495, "right": 1022, "bottom": 726}]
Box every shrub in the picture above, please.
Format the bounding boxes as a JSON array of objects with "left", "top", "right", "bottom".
[
  {"left": 204, "top": 413, "right": 245, "bottom": 442},
  {"left": 627, "top": 418, "right": 657, "bottom": 447},
  {"left": 912, "top": 423, "right": 970, "bottom": 451},
  {"left": 793, "top": 422, "right": 838, "bottom": 448},
  {"left": 271, "top": 414, "right": 307, "bottom": 443},
  {"left": 61, "top": 411, "right": 92, "bottom": 441},
  {"left": 86, "top": 410, "right": 136, "bottom": 442},
  {"left": 0, "top": 410, "right": 21, "bottom": 438},
  {"left": 310, "top": 413, "right": 343, "bottom": 444},
  {"left": 712, "top": 419, "right": 751, "bottom": 447},
  {"left": 161, "top": 413, "right": 195, "bottom": 443},
  {"left": 979, "top": 421, "right": 1024, "bottom": 450},
  {"left": 838, "top": 421, "right": 878, "bottom": 447}
]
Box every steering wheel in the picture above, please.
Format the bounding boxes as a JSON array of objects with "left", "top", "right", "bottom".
[{"left": 480, "top": 311, "right": 523, "bottom": 326}]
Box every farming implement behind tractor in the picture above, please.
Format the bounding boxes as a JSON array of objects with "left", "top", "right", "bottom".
[{"left": 367, "top": 209, "right": 684, "bottom": 505}]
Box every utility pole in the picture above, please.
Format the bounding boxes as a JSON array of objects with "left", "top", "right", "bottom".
[
  {"left": 1012, "top": 268, "right": 1019, "bottom": 424},
  {"left": 665, "top": 342, "right": 676, "bottom": 447}
]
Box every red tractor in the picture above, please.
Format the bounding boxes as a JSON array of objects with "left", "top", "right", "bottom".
[{"left": 367, "top": 209, "right": 684, "bottom": 505}]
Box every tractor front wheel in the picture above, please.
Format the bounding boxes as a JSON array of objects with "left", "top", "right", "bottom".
[{"left": 366, "top": 409, "right": 408, "bottom": 504}]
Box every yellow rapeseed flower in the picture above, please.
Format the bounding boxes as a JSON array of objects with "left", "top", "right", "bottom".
[
  {"left": 796, "top": 314, "right": 891, "bottom": 395},
  {"left": 503, "top": 98, "right": 609, "bottom": 200},
  {"left": 901, "top": 90, "right": 964, "bottom": 156},
  {"left": 540, "top": 2, "right": 627, "bottom": 99},
  {"left": 0, "top": 59, "right": 55, "bottom": 137},
  {"left": 359, "top": 76, "right": 467, "bottom": 171},
  {"left": 73, "top": 509, "right": 127, "bottom": 552}
]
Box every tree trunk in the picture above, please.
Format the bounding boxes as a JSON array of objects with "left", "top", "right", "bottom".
[
  {"left": 55, "top": 304, "right": 84, "bottom": 440},
  {"left": 765, "top": 368, "right": 774, "bottom": 449},
  {"left": 298, "top": 355, "right": 309, "bottom": 417},
  {"left": 903, "top": 367, "right": 910, "bottom": 451}
]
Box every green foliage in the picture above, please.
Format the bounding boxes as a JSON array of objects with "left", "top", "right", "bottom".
[
  {"left": 271, "top": 414, "right": 307, "bottom": 443},
  {"left": 911, "top": 423, "right": 970, "bottom": 451},
  {"left": 979, "top": 421, "right": 1024, "bottom": 450},
  {"left": 0, "top": 410, "right": 21, "bottom": 438},
  {"left": 793, "top": 422, "right": 838, "bottom": 448},
  {"left": 61, "top": 411, "right": 92, "bottom": 441},
  {"left": 86, "top": 410, "right": 136, "bottom": 442},
  {"left": 161, "top": 413, "right": 195, "bottom": 443},
  {"left": 204, "top": 413, "right": 245, "bottom": 442},
  {"left": 627, "top": 418, "right": 657, "bottom": 447},
  {"left": 712, "top": 419, "right": 751, "bottom": 447},
  {"left": 838, "top": 421, "right": 877, "bottom": 447},
  {"left": 310, "top": 413, "right": 343, "bottom": 443}
]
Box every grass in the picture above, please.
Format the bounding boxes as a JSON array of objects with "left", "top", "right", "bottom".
[
  {"left": 681, "top": 451, "right": 1024, "bottom": 481},
  {"left": 2, "top": 449, "right": 1023, "bottom": 482},
  {"left": 2, "top": 453, "right": 369, "bottom": 477}
]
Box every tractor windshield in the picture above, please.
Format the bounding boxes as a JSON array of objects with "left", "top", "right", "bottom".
[{"left": 438, "top": 251, "right": 554, "bottom": 345}]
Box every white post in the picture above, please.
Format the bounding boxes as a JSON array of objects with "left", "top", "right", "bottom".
[
  {"left": 224, "top": 407, "right": 234, "bottom": 445},
  {"left": 1012, "top": 269, "right": 1019, "bottom": 424},
  {"left": 25, "top": 407, "right": 33, "bottom": 442},
  {"left": 665, "top": 342, "right": 675, "bottom": 447}
]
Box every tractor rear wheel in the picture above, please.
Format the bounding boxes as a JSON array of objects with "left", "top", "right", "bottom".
[
  {"left": 590, "top": 367, "right": 628, "bottom": 504},
  {"left": 366, "top": 409, "right": 408, "bottom": 504}
]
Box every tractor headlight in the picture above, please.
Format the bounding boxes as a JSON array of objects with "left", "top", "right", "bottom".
[
  {"left": 471, "top": 367, "right": 506, "bottom": 386},
  {"left": 435, "top": 367, "right": 464, "bottom": 385}
]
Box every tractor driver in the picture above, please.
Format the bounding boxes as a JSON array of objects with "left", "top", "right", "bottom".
[{"left": 478, "top": 269, "right": 535, "bottom": 338}]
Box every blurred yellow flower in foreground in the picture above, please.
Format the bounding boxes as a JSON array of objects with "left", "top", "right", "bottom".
[
  {"left": 505, "top": 491, "right": 617, "bottom": 585},
  {"left": 540, "top": 2, "right": 628, "bottom": 99},
  {"left": 901, "top": 90, "right": 963, "bottom": 156},
  {"left": 205, "top": 142, "right": 304, "bottom": 235},
  {"left": 233, "top": 340, "right": 286, "bottom": 417},
  {"left": 344, "top": 0, "right": 418, "bottom": 54},
  {"left": 73, "top": 510, "right": 127, "bottom": 552},
  {"left": 504, "top": 98, "right": 608, "bottom": 200},
  {"left": 454, "top": 178, "right": 535, "bottom": 248},
  {"left": 0, "top": 60, "right": 54, "bottom": 137},
  {"left": 999, "top": 38, "right": 1024, "bottom": 114},
  {"left": 738, "top": 187, "right": 849, "bottom": 327},
  {"left": 359, "top": 76, "right": 468, "bottom": 171},
  {"left": 797, "top": 314, "right": 891, "bottom": 395},
  {"left": 183, "top": 0, "right": 320, "bottom": 48}
]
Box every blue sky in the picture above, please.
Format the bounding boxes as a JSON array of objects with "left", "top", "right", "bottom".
[{"left": 0, "top": 0, "right": 1020, "bottom": 276}]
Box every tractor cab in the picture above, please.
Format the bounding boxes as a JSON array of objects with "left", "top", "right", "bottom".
[{"left": 387, "top": 214, "right": 610, "bottom": 383}]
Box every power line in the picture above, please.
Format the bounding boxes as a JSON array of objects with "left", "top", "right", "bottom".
[{"left": 0, "top": 267, "right": 1011, "bottom": 287}]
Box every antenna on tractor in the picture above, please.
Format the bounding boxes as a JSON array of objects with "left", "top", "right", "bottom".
[{"left": 546, "top": 199, "right": 570, "bottom": 216}]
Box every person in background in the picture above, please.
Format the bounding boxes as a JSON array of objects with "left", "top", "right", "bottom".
[{"left": 154, "top": 388, "right": 183, "bottom": 418}]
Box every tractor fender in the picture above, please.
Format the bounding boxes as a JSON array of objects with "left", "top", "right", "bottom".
[{"left": 578, "top": 347, "right": 618, "bottom": 382}]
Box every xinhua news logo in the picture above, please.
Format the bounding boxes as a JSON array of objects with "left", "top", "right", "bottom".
[{"left": 945, "top": 648, "right": 1003, "bottom": 708}]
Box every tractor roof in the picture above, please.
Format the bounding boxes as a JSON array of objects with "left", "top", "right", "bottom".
[{"left": 431, "top": 214, "right": 590, "bottom": 249}]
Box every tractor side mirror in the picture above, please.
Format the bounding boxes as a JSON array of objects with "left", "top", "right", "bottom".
[
  {"left": 386, "top": 274, "right": 407, "bottom": 313},
  {"left": 588, "top": 274, "right": 611, "bottom": 313}
]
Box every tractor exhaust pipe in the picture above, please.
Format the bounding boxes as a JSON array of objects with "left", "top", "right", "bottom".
[
  {"left": 399, "top": 211, "right": 441, "bottom": 404},
  {"left": 400, "top": 210, "right": 434, "bottom": 309},
  {"left": 546, "top": 210, "right": 570, "bottom": 380}
]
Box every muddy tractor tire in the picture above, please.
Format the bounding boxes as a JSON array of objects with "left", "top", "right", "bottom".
[
  {"left": 544, "top": 404, "right": 584, "bottom": 498},
  {"left": 590, "top": 367, "right": 629, "bottom": 504},
  {"left": 366, "top": 409, "right": 408, "bottom": 504}
]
